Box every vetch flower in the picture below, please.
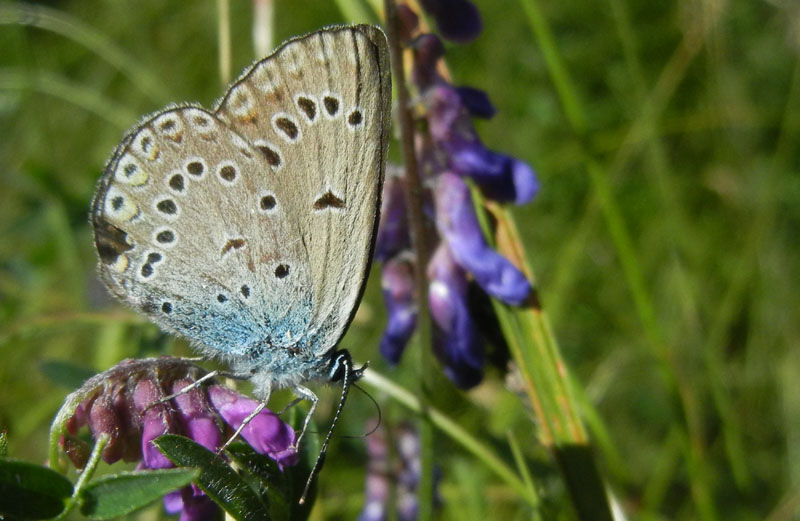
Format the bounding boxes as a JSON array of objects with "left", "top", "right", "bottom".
[
  {"left": 357, "top": 421, "right": 440, "bottom": 521},
  {"left": 133, "top": 377, "right": 179, "bottom": 470},
  {"left": 434, "top": 172, "right": 531, "bottom": 305},
  {"left": 379, "top": 255, "right": 418, "bottom": 364},
  {"left": 57, "top": 357, "right": 298, "bottom": 521},
  {"left": 426, "top": 85, "right": 539, "bottom": 205},
  {"left": 375, "top": 3, "right": 537, "bottom": 388},
  {"left": 428, "top": 244, "right": 484, "bottom": 388},
  {"left": 207, "top": 384, "right": 298, "bottom": 469},
  {"left": 417, "top": 0, "right": 483, "bottom": 43},
  {"left": 356, "top": 421, "right": 390, "bottom": 521},
  {"left": 375, "top": 171, "right": 411, "bottom": 261}
]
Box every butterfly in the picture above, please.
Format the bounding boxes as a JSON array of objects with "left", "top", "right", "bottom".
[{"left": 89, "top": 24, "right": 391, "bottom": 495}]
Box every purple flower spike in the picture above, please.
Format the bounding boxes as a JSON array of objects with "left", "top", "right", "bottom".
[
  {"left": 171, "top": 380, "right": 222, "bottom": 452},
  {"left": 379, "top": 256, "right": 418, "bottom": 364},
  {"left": 434, "top": 173, "right": 531, "bottom": 306},
  {"left": 427, "top": 245, "right": 484, "bottom": 388},
  {"left": 418, "top": 0, "right": 482, "bottom": 43},
  {"left": 207, "top": 385, "right": 298, "bottom": 469},
  {"left": 357, "top": 421, "right": 390, "bottom": 521},
  {"left": 133, "top": 378, "right": 178, "bottom": 470},
  {"left": 376, "top": 172, "right": 410, "bottom": 261}
]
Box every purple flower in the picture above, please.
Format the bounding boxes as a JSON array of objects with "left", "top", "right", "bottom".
[
  {"left": 426, "top": 85, "right": 539, "bottom": 205},
  {"left": 434, "top": 173, "right": 531, "bottom": 305},
  {"left": 59, "top": 357, "right": 299, "bottom": 521},
  {"left": 428, "top": 245, "right": 484, "bottom": 388},
  {"left": 133, "top": 378, "right": 179, "bottom": 470},
  {"left": 171, "top": 379, "right": 223, "bottom": 453},
  {"left": 357, "top": 421, "right": 440, "bottom": 521},
  {"left": 418, "top": 0, "right": 482, "bottom": 43},
  {"left": 207, "top": 385, "right": 298, "bottom": 469},
  {"left": 357, "top": 420, "right": 390, "bottom": 521},
  {"left": 411, "top": 34, "right": 446, "bottom": 89},
  {"left": 379, "top": 256, "right": 418, "bottom": 364},
  {"left": 376, "top": 171, "right": 410, "bottom": 261},
  {"left": 455, "top": 86, "right": 496, "bottom": 119},
  {"left": 376, "top": 4, "right": 537, "bottom": 388}
]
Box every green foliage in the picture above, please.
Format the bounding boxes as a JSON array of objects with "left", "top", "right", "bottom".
[
  {"left": 0, "top": 459, "right": 73, "bottom": 519},
  {"left": 79, "top": 468, "right": 199, "bottom": 519},
  {"left": 1, "top": 0, "right": 798, "bottom": 520},
  {"left": 155, "top": 435, "right": 270, "bottom": 521}
]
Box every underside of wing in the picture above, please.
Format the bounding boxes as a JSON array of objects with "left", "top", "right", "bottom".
[
  {"left": 215, "top": 25, "right": 391, "bottom": 356},
  {"left": 92, "top": 106, "right": 314, "bottom": 363}
]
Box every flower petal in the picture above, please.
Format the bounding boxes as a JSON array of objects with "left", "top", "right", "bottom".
[
  {"left": 171, "top": 380, "right": 222, "bottom": 452},
  {"left": 455, "top": 86, "right": 495, "bottom": 119},
  {"left": 418, "top": 0, "right": 483, "bottom": 43},
  {"left": 434, "top": 173, "right": 531, "bottom": 305},
  {"left": 376, "top": 171, "right": 410, "bottom": 261},
  {"left": 447, "top": 140, "right": 538, "bottom": 205},
  {"left": 179, "top": 487, "right": 220, "bottom": 521},
  {"left": 427, "top": 244, "right": 484, "bottom": 388},
  {"left": 379, "top": 256, "right": 418, "bottom": 364},
  {"left": 207, "top": 385, "right": 298, "bottom": 469},
  {"left": 133, "top": 378, "right": 178, "bottom": 470},
  {"left": 411, "top": 34, "right": 446, "bottom": 89}
]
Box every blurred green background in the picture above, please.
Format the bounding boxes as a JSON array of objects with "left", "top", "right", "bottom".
[{"left": 1, "top": 0, "right": 799, "bottom": 519}]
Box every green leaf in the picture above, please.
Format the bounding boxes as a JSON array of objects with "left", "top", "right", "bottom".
[
  {"left": 222, "top": 408, "right": 318, "bottom": 521},
  {"left": 225, "top": 444, "right": 290, "bottom": 521},
  {"left": 79, "top": 468, "right": 199, "bottom": 519},
  {"left": 154, "top": 434, "right": 270, "bottom": 521},
  {"left": 0, "top": 459, "right": 73, "bottom": 519}
]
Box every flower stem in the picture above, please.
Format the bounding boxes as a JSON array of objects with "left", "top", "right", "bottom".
[
  {"left": 53, "top": 433, "right": 109, "bottom": 521},
  {"left": 361, "top": 370, "right": 540, "bottom": 508},
  {"left": 383, "top": 2, "right": 436, "bottom": 519}
]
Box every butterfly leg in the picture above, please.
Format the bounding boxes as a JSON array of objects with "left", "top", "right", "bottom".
[
  {"left": 143, "top": 369, "right": 222, "bottom": 412},
  {"left": 218, "top": 400, "right": 268, "bottom": 452},
  {"left": 215, "top": 380, "right": 272, "bottom": 453},
  {"left": 291, "top": 385, "right": 319, "bottom": 450}
]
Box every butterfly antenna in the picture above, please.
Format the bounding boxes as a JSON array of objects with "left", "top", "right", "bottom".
[
  {"left": 299, "top": 350, "right": 366, "bottom": 504},
  {"left": 353, "top": 382, "right": 382, "bottom": 437}
]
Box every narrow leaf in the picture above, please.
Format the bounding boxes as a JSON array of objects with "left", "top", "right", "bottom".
[
  {"left": 154, "top": 434, "right": 269, "bottom": 521},
  {"left": 79, "top": 468, "right": 198, "bottom": 519}
]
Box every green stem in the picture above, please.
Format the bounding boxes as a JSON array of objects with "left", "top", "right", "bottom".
[
  {"left": 382, "top": 2, "right": 436, "bottom": 519},
  {"left": 361, "top": 370, "right": 539, "bottom": 508},
  {"left": 54, "top": 434, "right": 109, "bottom": 520}
]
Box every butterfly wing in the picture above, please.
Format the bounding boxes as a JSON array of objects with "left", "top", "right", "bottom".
[
  {"left": 92, "top": 105, "right": 316, "bottom": 364},
  {"left": 92, "top": 26, "right": 390, "bottom": 383},
  {"left": 215, "top": 25, "right": 391, "bottom": 358}
]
